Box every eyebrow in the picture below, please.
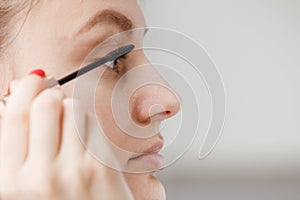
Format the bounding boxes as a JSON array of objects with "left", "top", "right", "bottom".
[{"left": 75, "top": 9, "right": 135, "bottom": 36}]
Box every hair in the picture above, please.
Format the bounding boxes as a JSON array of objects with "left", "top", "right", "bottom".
[
  {"left": 0, "top": 0, "right": 34, "bottom": 58},
  {"left": 0, "top": 0, "right": 34, "bottom": 94}
]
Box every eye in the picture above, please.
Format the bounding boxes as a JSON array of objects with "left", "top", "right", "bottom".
[
  {"left": 106, "top": 58, "right": 119, "bottom": 71},
  {"left": 105, "top": 55, "right": 126, "bottom": 73}
]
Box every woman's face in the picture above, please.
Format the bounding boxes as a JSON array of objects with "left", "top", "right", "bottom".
[{"left": 7, "top": 0, "right": 180, "bottom": 199}]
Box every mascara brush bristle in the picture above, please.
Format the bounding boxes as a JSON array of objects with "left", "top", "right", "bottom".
[
  {"left": 57, "top": 44, "right": 135, "bottom": 85},
  {"left": 106, "top": 44, "right": 135, "bottom": 62}
]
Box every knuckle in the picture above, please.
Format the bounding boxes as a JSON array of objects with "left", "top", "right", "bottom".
[
  {"left": 32, "top": 89, "right": 64, "bottom": 111},
  {"left": 3, "top": 106, "right": 29, "bottom": 122}
]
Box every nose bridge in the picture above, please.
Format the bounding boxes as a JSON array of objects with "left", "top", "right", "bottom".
[{"left": 130, "top": 50, "right": 171, "bottom": 88}]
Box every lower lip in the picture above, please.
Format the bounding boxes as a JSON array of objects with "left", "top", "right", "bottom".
[{"left": 128, "top": 153, "right": 164, "bottom": 171}]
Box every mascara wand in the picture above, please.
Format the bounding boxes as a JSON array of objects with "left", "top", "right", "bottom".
[
  {"left": 51, "top": 44, "right": 135, "bottom": 86},
  {"left": 0, "top": 44, "right": 135, "bottom": 106}
]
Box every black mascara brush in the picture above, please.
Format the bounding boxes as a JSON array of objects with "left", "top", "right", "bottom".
[
  {"left": 0, "top": 44, "right": 135, "bottom": 106},
  {"left": 48, "top": 44, "right": 135, "bottom": 87}
]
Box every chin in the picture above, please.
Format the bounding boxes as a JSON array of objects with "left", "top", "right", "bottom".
[{"left": 124, "top": 173, "right": 166, "bottom": 200}]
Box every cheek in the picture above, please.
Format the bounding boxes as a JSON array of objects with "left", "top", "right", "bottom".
[
  {"left": 94, "top": 81, "right": 133, "bottom": 152},
  {"left": 93, "top": 77, "right": 153, "bottom": 156}
]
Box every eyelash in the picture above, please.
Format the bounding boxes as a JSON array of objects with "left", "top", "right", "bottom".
[{"left": 106, "top": 55, "right": 126, "bottom": 73}]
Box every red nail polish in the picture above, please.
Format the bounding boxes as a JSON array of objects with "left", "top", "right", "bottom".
[
  {"left": 7, "top": 86, "right": 11, "bottom": 95},
  {"left": 29, "top": 69, "right": 46, "bottom": 78}
]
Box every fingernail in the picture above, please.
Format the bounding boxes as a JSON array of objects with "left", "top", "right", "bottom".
[
  {"left": 7, "top": 86, "right": 11, "bottom": 95},
  {"left": 29, "top": 69, "right": 46, "bottom": 78}
]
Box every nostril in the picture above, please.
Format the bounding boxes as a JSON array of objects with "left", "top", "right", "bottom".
[{"left": 130, "top": 84, "right": 181, "bottom": 124}]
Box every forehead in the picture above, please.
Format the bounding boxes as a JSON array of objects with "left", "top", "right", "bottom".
[{"left": 23, "top": 0, "right": 146, "bottom": 37}]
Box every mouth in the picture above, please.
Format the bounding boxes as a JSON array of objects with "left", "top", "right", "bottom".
[{"left": 128, "top": 139, "right": 164, "bottom": 170}]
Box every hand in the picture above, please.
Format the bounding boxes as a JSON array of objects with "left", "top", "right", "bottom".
[{"left": 0, "top": 73, "right": 133, "bottom": 200}]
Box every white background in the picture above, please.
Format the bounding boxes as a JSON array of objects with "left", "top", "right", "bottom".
[{"left": 142, "top": 0, "right": 300, "bottom": 199}]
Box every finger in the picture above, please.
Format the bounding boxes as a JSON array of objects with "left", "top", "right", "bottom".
[
  {"left": 0, "top": 80, "right": 20, "bottom": 118},
  {"left": 0, "top": 80, "right": 19, "bottom": 165},
  {"left": 9, "top": 79, "right": 21, "bottom": 94},
  {"left": 57, "top": 99, "right": 86, "bottom": 162},
  {"left": 26, "top": 88, "right": 65, "bottom": 165},
  {"left": 1, "top": 75, "right": 46, "bottom": 171}
]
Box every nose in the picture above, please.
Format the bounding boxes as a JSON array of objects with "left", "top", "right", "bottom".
[
  {"left": 129, "top": 53, "right": 181, "bottom": 125},
  {"left": 131, "top": 84, "right": 181, "bottom": 125}
]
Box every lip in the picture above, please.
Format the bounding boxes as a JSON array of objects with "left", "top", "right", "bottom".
[
  {"left": 128, "top": 153, "right": 164, "bottom": 170},
  {"left": 129, "top": 139, "right": 164, "bottom": 159},
  {"left": 128, "top": 138, "right": 164, "bottom": 170}
]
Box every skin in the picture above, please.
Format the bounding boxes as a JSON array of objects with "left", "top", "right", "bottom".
[{"left": 0, "top": 0, "right": 180, "bottom": 199}]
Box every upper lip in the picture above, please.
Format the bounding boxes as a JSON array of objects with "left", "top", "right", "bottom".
[{"left": 129, "top": 138, "right": 164, "bottom": 159}]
